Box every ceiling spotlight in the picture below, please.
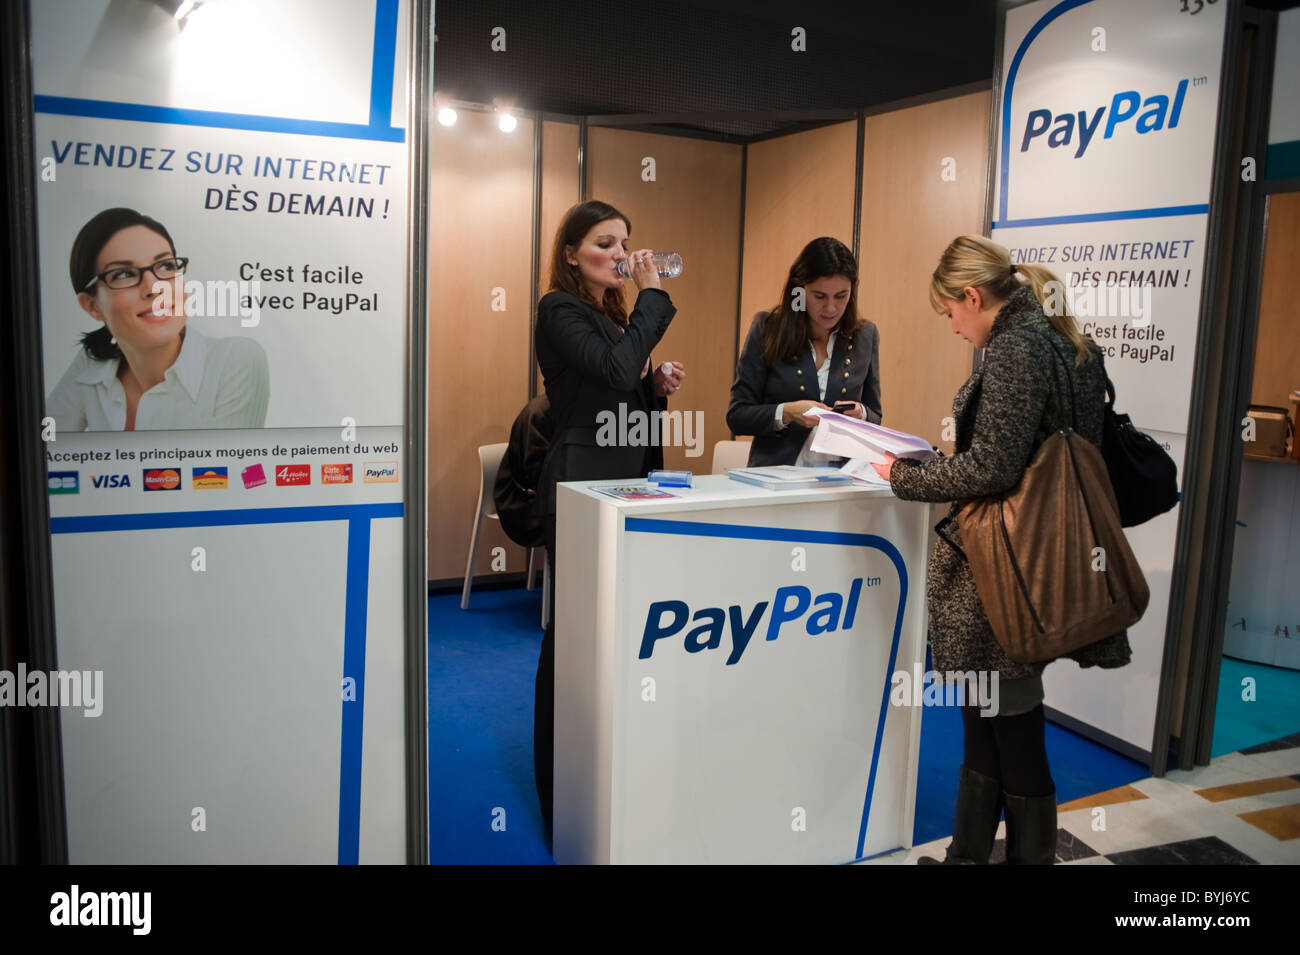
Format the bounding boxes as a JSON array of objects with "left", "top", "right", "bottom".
[
  {"left": 437, "top": 107, "right": 457, "bottom": 127},
  {"left": 498, "top": 113, "right": 517, "bottom": 133}
]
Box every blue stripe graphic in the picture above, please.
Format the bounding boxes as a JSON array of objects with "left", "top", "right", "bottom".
[
  {"left": 992, "top": 203, "right": 1209, "bottom": 230},
  {"left": 51, "top": 500, "right": 402, "bottom": 864},
  {"left": 369, "top": 0, "right": 400, "bottom": 129},
  {"left": 33, "top": 0, "right": 404, "bottom": 143},
  {"left": 624, "top": 516, "right": 911, "bottom": 861},
  {"left": 50, "top": 502, "right": 402, "bottom": 534},
  {"left": 338, "top": 516, "right": 372, "bottom": 864}
]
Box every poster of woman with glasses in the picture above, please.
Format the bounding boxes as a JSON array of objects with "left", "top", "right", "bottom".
[{"left": 46, "top": 207, "right": 270, "bottom": 431}]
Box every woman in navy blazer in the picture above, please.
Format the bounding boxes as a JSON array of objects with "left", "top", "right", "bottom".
[
  {"left": 727, "top": 237, "right": 881, "bottom": 466},
  {"left": 532, "top": 200, "right": 685, "bottom": 843}
]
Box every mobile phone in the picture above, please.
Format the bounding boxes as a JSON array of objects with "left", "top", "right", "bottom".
[{"left": 832, "top": 401, "right": 855, "bottom": 414}]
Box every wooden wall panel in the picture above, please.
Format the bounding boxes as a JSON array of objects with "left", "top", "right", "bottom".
[
  {"left": 427, "top": 110, "right": 535, "bottom": 581},
  {"left": 538, "top": 120, "right": 580, "bottom": 302},
  {"left": 1251, "top": 191, "right": 1300, "bottom": 410},
  {"left": 739, "top": 122, "right": 858, "bottom": 357},
  {"left": 858, "top": 91, "right": 991, "bottom": 453},
  {"left": 586, "top": 127, "right": 743, "bottom": 470}
]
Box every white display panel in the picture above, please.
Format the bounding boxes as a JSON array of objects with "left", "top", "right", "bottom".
[
  {"left": 992, "top": 0, "right": 1226, "bottom": 756},
  {"left": 554, "top": 478, "right": 931, "bottom": 864},
  {"left": 33, "top": 0, "right": 417, "bottom": 863}
]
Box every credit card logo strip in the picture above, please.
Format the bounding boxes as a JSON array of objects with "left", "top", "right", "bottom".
[
  {"left": 90, "top": 474, "right": 132, "bottom": 489},
  {"left": 242, "top": 463, "right": 267, "bottom": 489},
  {"left": 275, "top": 463, "right": 311, "bottom": 486},
  {"left": 48, "top": 470, "right": 79, "bottom": 494},
  {"left": 143, "top": 467, "right": 182, "bottom": 491},
  {"left": 363, "top": 462, "right": 398, "bottom": 483},
  {"left": 322, "top": 463, "right": 353, "bottom": 484},
  {"left": 192, "top": 466, "right": 229, "bottom": 489}
]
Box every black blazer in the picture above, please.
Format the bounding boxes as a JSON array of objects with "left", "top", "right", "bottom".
[
  {"left": 535, "top": 288, "right": 676, "bottom": 515},
  {"left": 727, "top": 311, "right": 882, "bottom": 467}
]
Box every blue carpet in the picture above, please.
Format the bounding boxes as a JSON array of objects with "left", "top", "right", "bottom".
[
  {"left": 909, "top": 647, "right": 1147, "bottom": 845},
  {"left": 429, "top": 587, "right": 1148, "bottom": 860},
  {"left": 1211, "top": 656, "right": 1300, "bottom": 758},
  {"left": 429, "top": 588, "right": 553, "bottom": 864}
]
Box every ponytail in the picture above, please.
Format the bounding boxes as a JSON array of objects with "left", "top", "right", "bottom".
[{"left": 929, "top": 235, "right": 1094, "bottom": 365}]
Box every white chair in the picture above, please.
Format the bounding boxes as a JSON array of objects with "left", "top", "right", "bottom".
[
  {"left": 711, "top": 439, "right": 751, "bottom": 474},
  {"left": 461, "top": 443, "right": 540, "bottom": 610}
]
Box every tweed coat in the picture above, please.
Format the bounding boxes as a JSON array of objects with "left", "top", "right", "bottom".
[{"left": 889, "top": 285, "right": 1132, "bottom": 680}]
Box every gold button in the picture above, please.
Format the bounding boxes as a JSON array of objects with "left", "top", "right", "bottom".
[
  {"left": 841, "top": 387, "right": 846, "bottom": 394},
  {"left": 848, "top": 344, "right": 853, "bottom": 350},
  {"left": 797, "top": 369, "right": 802, "bottom": 375},
  {"left": 843, "top": 372, "right": 849, "bottom": 378},
  {"left": 844, "top": 358, "right": 850, "bottom": 365},
  {"left": 800, "top": 385, "right": 805, "bottom": 392}
]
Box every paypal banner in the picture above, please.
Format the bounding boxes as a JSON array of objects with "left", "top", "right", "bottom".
[
  {"left": 991, "top": 0, "right": 1226, "bottom": 757},
  {"left": 31, "top": 0, "right": 418, "bottom": 863},
  {"left": 993, "top": 0, "right": 1226, "bottom": 436}
]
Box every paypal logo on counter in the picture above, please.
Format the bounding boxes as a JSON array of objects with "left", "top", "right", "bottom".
[
  {"left": 1020, "top": 78, "right": 1190, "bottom": 158},
  {"left": 639, "top": 578, "right": 877, "bottom": 665}
]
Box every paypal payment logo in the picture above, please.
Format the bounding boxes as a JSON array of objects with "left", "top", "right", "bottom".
[
  {"left": 1020, "top": 78, "right": 1191, "bottom": 158},
  {"left": 639, "top": 578, "right": 879, "bottom": 666}
]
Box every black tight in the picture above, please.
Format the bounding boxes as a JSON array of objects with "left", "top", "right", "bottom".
[{"left": 960, "top": 703, "right": 1055, "bottom": 797}]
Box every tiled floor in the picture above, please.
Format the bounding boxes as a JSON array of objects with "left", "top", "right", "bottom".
[{"left": 863, "top": 731, "right": 1300, "bottom": 865}]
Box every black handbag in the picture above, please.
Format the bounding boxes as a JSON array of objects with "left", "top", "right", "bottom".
[{"left": 1101, "top": 377, "right": 1179, "bottom": 527}]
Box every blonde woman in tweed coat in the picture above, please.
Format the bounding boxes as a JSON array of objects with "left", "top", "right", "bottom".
[{"left": 872, "top": 235, "right": 1131, "bottom": 865}]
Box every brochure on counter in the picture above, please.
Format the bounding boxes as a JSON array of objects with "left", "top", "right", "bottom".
[
  {"left": 592, "top": 484, "right": 680, "bottom": 501},
  {"left": 726, "top": 465, "right": 852, "bottom": 490}
]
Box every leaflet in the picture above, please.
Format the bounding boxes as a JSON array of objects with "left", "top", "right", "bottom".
[{"left": 806, "top": 410, "right": 935, "bottom": 466}]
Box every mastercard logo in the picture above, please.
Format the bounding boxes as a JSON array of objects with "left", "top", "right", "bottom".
[{"left": 143, "top": 468, "right": 181, "bottom": 491}]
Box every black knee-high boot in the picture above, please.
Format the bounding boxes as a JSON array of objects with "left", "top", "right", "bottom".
[
  {"left": 1002, "top": 789, "right": 1057, "bottom": 865},
  {"left": 918, "top": 765, "right": 1003, "bottom": 865}
]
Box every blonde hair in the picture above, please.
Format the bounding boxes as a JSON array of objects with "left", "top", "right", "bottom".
[{"left": 929, "top": 234, "right": 1093, "bottom": 365}]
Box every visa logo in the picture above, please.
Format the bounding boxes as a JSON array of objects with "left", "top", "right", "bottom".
[
  {"left": 90, "top": 474, "right": 131, "bottom": 488},
  {"left": 1020, "top": 79, "right": 1188, "bottom": 158},
  {"left": 639, "top": 579, "right": 870, "bottom": 666}
]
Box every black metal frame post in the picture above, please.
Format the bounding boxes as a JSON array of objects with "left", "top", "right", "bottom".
[
  {"left": 1188, "top": 6, "right": 1277, "bottom": 767},
  {"left": 0, "top": 0, "right": 68, "bottom": 864},
  {"left": 404, "top": 0, "right": 434, "bottom": 863},
  {"left": 1152, "top": 0, "right": 1247, "bottom": 774}
]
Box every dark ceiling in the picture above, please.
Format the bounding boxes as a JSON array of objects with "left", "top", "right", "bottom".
[{"left": 433, "top": 0, "right": 1000, "bottom": 140}]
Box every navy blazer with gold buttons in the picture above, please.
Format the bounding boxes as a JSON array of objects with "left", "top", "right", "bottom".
[{"left": 727, "top": 311, "right": 882, "bottom": 467}]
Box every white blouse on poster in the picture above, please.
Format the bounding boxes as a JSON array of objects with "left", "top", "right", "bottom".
[{"left": 46, "top": 327, "right": 270, "bottom": 432}]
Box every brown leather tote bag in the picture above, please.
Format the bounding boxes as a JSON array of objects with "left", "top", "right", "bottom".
[{"left": 952, "top": 343, "right": 1149, "bottom": 664}]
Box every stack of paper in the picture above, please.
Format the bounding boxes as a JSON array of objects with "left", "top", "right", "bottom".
[
  {"left": 727, "top": 465, "right": 852, "bottom": 490},
  {"left": 806, "top": 410, "right": 936, "bottom": 467},
  {"left": 838, "top": 457, "right": 892, "bottom": 487}
]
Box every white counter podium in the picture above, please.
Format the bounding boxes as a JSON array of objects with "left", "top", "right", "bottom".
[{"left": 553, "top": 474, "right": 932, "bottom": 864}]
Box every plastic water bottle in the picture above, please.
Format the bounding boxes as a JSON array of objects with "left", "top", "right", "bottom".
[{"left": 616, "top": 252, "right": 683, "bottom": 279}]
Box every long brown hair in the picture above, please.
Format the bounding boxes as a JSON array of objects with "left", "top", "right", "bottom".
[
  {"left": 762, "top": 237, "right": 861, "bottom": 364},
  {"left": 929, "top": 234, "right": 1093, "bottom": 365},
  {"left": 546, "top": 200, "right": 631, "bottom": 326}
]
